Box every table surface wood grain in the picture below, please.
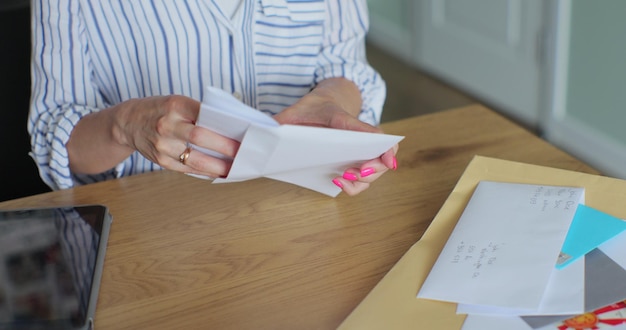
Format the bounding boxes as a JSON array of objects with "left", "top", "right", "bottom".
[{"left": 0, "top": 105, "right": 599, "bottom": 329}]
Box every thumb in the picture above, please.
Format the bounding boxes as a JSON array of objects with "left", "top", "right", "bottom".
[{"left": 329, "top": 111, "right": 382, "bottom": 134}]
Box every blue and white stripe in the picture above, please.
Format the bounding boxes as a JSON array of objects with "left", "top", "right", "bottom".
[{"left": 29, "top": 0, "right": 386, "bottom": 190}]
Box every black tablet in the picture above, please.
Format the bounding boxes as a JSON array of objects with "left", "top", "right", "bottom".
[{"left": 0, "top": 205, "right": 112, "bottom": 330}]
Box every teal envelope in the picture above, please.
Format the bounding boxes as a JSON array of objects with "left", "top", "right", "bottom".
[{"left": 556, "top": 204, "right": 626, "bottom": 269}]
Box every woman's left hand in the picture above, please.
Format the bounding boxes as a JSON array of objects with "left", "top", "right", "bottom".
[
  {"left": 330, "top": 146, "right": 398, "bottom": 196},
  {"left": 273, "top": 78, "right": 398, "bottom": 196}
]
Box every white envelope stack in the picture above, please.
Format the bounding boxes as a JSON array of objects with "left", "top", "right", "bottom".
[{"left": 417, "top": 181, "right": 626, "bottom": 330}]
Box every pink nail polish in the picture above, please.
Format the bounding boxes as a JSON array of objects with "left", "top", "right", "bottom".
[
  {"left": 361, "top": 167, "right": 376, "bottom": 177},
  {"left": 392, "top": 156, "right": 398, "bottom": 170},
  {"left": 343, "top": 172, "right": 358, "bottom": 181},
  {"left": 332, "top": 178, "right": 343, "bottom": 188}
]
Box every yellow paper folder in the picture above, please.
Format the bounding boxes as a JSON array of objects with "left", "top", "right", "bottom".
[{"left": 339, "top": 156, "right": 626, "bottom": 330}]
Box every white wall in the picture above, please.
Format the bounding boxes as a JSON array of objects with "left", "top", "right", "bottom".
[
  {"left": 545, "top": 0, "right": 626, "bottom": 179},
  {"left": 368, "top": 0, "right": 626, "bottom": 179},
  {"left": 366, "top": 0, "right": 416, "bottom": 63}
]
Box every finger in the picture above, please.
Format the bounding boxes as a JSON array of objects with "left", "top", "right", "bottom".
[
  {"left": 167, "top": 146, "right": 232, "bottom": 178},
  {"left": 158, "top": 95, "right": 227, "bottom": 154},
  {"left": 274, "top": 101, "right": 382, "bottom": 134},
  {"left": 188, "top": 125, "right": 240, "bottom": 159},
  {"left": 153, "top": 138, "right": 230, "bottom": 178},
  {"left": 329, "top": 111, "right": 382, "bottom": 134},
  {"left": 149, "top": 97, "right": 200, "bottom": 141},
  {"left": 380, "top": 145, "right": 399, "bottom": 170},
  {"left": 332, "top": 177, "right": 370, "bottom": 196},
  {"left": 357, "top": 161, "right": 388, "bottom": 183},
  {"left": 182, "top": 148, "right": 232, "bottom": 177},
  {"left": 340, "top": 160, "right": 388, "bottom": 185},
  {"left": 163, "top": 95, "right": 201, "bottom": 124},
  {"left": 178, "top": 125, "right": 240, "bottom": 159},
  {"left": 341, "top": 167, "right": 362, "bottom": 182}
]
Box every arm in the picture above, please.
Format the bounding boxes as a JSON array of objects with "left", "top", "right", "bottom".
[
  {"left": 314, "top": 0, "right": 387, "bottom": 126},
  {"left": 29, "top": 0, "right": 107, "bottom": 189},
  {"left": 30, "top": 1, "right": 238, "bottom": 189}
]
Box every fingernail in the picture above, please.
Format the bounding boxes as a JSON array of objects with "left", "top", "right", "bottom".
[
  {"left": 392, "top": 156, "right": 398, "bottom": 170},
  {"left": 332, "top": 178, "right": 343, "bottom": 188},
  {"left": 343, "top": 172, "right": 358, "bottom": 181},
  {"left": 360, "top": 167, "right": 376, "bottom": 177}
]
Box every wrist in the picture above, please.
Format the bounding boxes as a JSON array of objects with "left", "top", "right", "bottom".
[
  {"left": 312, "top": 78, "right": 362, "bottom": 117},
  {"left": 110, "top": 99, "right": 137, "bottom": 149}
]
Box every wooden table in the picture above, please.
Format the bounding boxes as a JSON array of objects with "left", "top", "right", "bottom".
[{"left": 0, "top": 105, "right": 598, "bottom": 329}]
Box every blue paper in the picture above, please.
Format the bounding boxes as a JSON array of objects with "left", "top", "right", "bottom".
[{"left": 557, "top": 204, "right": 626, "bottom": 269}]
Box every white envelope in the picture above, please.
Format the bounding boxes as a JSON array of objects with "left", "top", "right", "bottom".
[
  {"left": 463, "top": 245, "right": 626, "bottom": 330},
  {"left": 457, "top": 257, "right": 584, "bottom": 316},
  {"left": 417, "top": 181, "right": 585, "bottom": 310},
  {"left": 193, "top": 87, "right": 404, "bottom": 197},
  {"left": 600, "top": 230, "right": 626, "bottom": 269}
]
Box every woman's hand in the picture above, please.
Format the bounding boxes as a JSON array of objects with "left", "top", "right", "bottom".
[
  {"left": 273, "top": 78, "right": 398, "bottom": 196},
  {"left": 330, "top": 146, "right": 398, "bottom": 196},
  {"left": 67, "top": 95, "right": 239, "bottom": 178}
]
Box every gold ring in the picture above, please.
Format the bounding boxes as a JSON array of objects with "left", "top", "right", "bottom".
[{"left": 178, "top": 146, "right": 192, "bottom": 165}]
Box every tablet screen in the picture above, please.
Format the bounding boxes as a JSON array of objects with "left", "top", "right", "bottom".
[{"left": 0, "top": 205, "right": 112, "bottom": 330}]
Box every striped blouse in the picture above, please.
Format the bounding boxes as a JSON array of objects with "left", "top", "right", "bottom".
[{"left": 29, "top": 0, "right": 386, "bottom": 190}]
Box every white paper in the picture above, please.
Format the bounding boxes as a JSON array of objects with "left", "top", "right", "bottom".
[
  {"left": 417, "top": 181, "right": 585, "bottom": 310},
  {"left": 457, "top": 257, "right": 584, "bottom": 316},
  {"left": 193, "top": 87, "right": 404, "bottom": 197}
]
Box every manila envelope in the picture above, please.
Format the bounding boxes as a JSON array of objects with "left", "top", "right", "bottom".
[{"left": 339, "top": 155, "right": 626, "bottom": 330}]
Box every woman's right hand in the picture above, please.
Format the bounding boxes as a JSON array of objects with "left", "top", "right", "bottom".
[{"left": 67, "top": 95, "right": 240, "bottom": 178}]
